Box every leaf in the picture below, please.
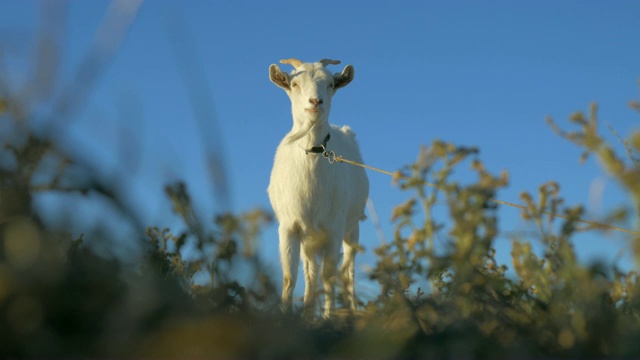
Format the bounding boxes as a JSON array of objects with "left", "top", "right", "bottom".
[{"left": 0, "top": 98, "right": 7, "bottom": 115}]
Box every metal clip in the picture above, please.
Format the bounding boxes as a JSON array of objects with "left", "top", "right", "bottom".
[{"left": 320, "top": 146, "right": 336, "bottom": 164}]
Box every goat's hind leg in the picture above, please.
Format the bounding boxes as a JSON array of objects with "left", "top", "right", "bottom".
[
  {"left": 301, "top": 242, "right": 320, "bottom": 319},
  {"left": 321, "top": 237, "right": 341, "bottom": 319},
  {"left": 279, "top": 224, "right": 300, "bottom": 314}
]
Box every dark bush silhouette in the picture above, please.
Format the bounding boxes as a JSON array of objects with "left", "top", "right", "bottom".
[{"left": 2, "top": 5, "right": 640, "bottom": 357}]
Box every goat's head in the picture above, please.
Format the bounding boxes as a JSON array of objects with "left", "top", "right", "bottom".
[{"left": 269, "top": 58, "right": 354, "bottom": 143}]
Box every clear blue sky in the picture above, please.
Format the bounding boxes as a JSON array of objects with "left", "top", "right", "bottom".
[{"left": 2, "top": 1, "right": 639, "bottom": 295}]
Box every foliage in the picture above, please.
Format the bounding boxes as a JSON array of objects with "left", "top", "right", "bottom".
[
  {"left": 3, "top": 87, "right": 640, "bottom": 357},
  {"left": 2, "top": 10, "right": 640, "bottom": 357}
]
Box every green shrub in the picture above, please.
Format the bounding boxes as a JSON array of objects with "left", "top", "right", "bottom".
[{"left": 2, "top": 16, "right": 640, "bottom": 356}]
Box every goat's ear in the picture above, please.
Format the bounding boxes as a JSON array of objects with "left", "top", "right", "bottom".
[
  {"left": 269, "top": 64, "right": 290, "bottom": 90},
  {"left": 334, "top": 65, "right": 354, "bottom": 90}
]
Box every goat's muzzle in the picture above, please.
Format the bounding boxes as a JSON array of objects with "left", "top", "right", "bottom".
[
  {"left": 306, "top": 98, "right": 323, "bottom": 114},
  {"left": 309, "top": 98, "right": 323, "bottom": 106}
]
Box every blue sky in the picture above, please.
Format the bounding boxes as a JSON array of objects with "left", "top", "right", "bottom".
[{"left": 2, "top": 1, "right": 640, "bottom": 296}]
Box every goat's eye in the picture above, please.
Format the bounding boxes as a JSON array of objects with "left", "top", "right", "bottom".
[
  {"left": 292, "top": 83, "right": 299, "bottom": 88},
  {"left": 328, "top": 83, "right": 334, "bottom": 89}
]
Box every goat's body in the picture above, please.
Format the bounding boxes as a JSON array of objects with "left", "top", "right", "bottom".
[
  {"left": 268, "top": 125, "right": 368, "bottom": 317},
  {"left": 269, "top": 125, "right": 367, "bottom": 234},
  {"left": 267, "top": 58, "right": 368, "bottom": 318}
]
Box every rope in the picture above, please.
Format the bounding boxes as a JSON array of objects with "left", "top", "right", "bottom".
[{"left": 331, "top": 154, "right": 640, "bottom": 237}]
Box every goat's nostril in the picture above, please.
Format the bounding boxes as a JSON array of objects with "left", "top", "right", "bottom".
[{"left": 309, "top": 98, "right": 323, "bottom": 106}]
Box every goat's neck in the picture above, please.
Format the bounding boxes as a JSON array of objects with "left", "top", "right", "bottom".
[{"left": 292, "top": 116, "right": 331, "bottom": 150}]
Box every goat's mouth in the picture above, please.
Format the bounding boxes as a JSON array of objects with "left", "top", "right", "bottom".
[{"left": 305, "top": 108, "right": 322, "bottom": 114}]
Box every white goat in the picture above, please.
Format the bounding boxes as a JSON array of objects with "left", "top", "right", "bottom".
[{"left": 267, "top": 58, "right": 369, "bottom": 318}]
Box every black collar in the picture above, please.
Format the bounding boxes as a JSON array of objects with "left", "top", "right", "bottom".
[{"left": 305, "top": 133, "right": 331, "bottom": 154}]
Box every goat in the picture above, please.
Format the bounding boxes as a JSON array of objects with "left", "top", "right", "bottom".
[{"left": 267, "top": 58, "right": 369, "bottom": 318}]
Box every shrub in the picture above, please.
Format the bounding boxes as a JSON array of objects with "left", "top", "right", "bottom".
[{"left": 2, "top": 11, "right": 640, "bottom": 356}]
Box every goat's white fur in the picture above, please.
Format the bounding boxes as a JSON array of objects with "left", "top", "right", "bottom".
[{"left": 267, "top": 58, "right": 369, "bottom": 318}]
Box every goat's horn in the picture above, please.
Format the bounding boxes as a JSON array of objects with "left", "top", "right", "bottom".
[
  {"left": 319, "top": 59, "right": 341, "bottom": 67},
  {"left": 280, "top": 58, "right": 303, "bottom": 69}
]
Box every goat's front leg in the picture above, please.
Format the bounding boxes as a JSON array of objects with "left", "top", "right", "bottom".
[
  {"left": 341, "top": 225, "right": 359, "bottom": 312},
  {"left": 279, "top": 225, "right": 300, "bottom": 314}
]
